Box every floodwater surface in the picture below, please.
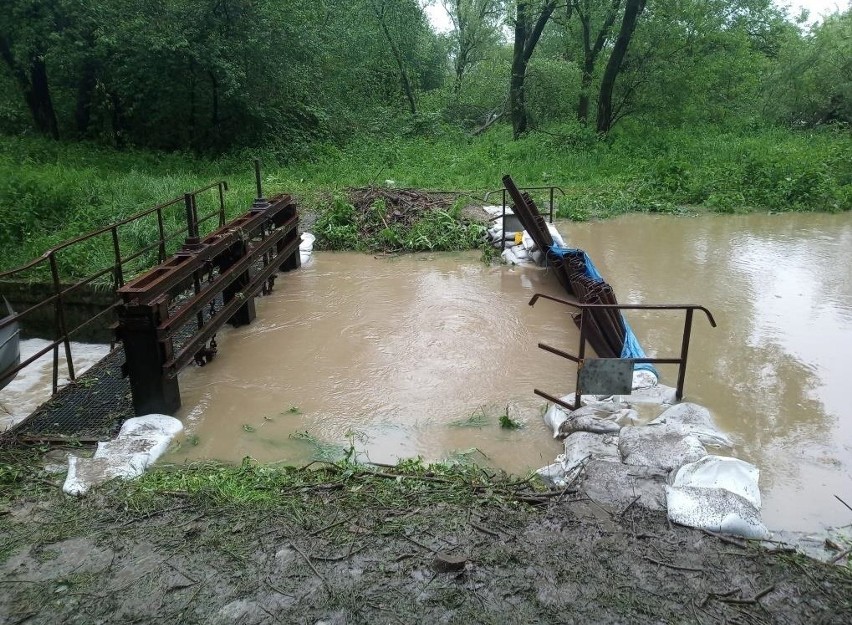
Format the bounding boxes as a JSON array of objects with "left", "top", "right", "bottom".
[
  {"left": 176, "top": 252, "right": 577, "bottom": 472},
  {"left": 1, "top": 340, "right": 109, "bottom": 431},
  {"left": 174, "top": 212, "right": 852, "bottom": 532}
]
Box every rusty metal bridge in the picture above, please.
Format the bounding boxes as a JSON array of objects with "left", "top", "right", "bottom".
[{"left": 2, "top": 162, "right": 300, "bottom": 442}]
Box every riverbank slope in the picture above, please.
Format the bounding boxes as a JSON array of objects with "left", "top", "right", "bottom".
[{"left": 1, "top": 453, "right": 850, "bottom": 624}]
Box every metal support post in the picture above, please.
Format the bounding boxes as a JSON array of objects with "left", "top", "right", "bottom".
[{"left": 117, "top": 300, "right": 181, "bottom": 415}]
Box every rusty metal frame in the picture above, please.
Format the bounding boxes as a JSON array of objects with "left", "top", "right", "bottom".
[
  {"left": 0, "top": 182, "right": 228, "bottom": 395},
  {"left": 528, "top": 292, "right": 716, "bottom": 411},
  {"left": 483, "top": 185, "right": 566, "bottom": 229},
  {"left": 115, "top": 186, "right": 301, "bottom": 415}
]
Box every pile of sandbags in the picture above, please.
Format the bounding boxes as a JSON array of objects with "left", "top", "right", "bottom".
[
  {"left": 537, "top": 376, "right": 768, "bottom": 539},
  {"left": 482, "top": 205, "right": 565, "bottom": 267}
]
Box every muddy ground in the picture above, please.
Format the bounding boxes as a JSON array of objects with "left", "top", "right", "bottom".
[{"left": 1, "top": 459, "right": 850, "bottom": 625}]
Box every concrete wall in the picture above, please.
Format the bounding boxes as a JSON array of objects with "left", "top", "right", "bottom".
[{"left": 0, "top": 280, "right": 116, "bottom": 344}]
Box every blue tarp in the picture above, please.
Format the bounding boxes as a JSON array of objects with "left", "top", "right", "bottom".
[{"left": 549, "top": 245, "right": 658, "bottom": 376}]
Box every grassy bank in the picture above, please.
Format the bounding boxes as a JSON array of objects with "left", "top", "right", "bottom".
[
  {"left": 1, "top": 124, "right": 850, "bottom": 272},
  {"left": 1, "top": 450, "right": 850, "bottom": 624}
]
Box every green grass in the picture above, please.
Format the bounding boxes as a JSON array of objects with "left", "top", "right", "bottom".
[{"left": 1, "top": 123, "right": 849, "bottom": 275}]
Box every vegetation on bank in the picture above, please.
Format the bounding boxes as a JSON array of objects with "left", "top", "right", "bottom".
[
  {"left": 1, "top": 447, "right": 851, "bottom": 625},
  {"left": 0, "top": 124, "right": 849, "bottom": 274},
  {"left": 1, "top": 1, "right": 850, "bottom": 272}
]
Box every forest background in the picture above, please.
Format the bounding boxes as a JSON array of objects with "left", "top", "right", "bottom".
[{"left": 0, "top": 0, "right": 850, "bottom": 266}]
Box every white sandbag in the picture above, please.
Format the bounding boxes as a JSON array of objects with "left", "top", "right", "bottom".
[
  {"left": 546, "top": 223, "right": 566, "bottom": 247},
  {"left": 63, "top": 415, "right": 183, "bottom": 496},
  {"left": 579, "top": 395, "right": 631, "bottom": 409},
  {"left": 666, "top": 424, "right": 732, "bottom": 448},
  {"left": 650, "top": 403, "right": 733, "bottom": 448},
  {"left": 578, "top": 404, "right": 638, "bottom": 425},
  {"left": 543, "top": 403, "right": 569, "bottom": 438},
  {"left": 536, "top": 460, "right": 570, "bottom": 488},
  {"left": 666, "top": 485, "right": 770, "bottom": 540},
  {"left": 299, "top": 232, "right": 316, "bottom": 265},
  {"left": 618, "top": 425, "right": 707, "bottom": 471},
  {"left": 560, "top": 414, "right": 619, "bottom": 436},
  {"left": 521, "top": 230, "right": 536, "bottom": 252},
  {"left": 615, "top": 384, "right": 678, "bottom": 406},
  {"left": 563, "top": 432, "right": 619, "bottom": 472},
  {"left": 632, "top": 370, "right": 658, "bottom": 390},
  {"left": 501, "top": 248, "right": 523, "bottom": 265},
  {"left": 651, "top": 403, "right": 713, "bottom": 428},
  {"left": 671, "top": 456, "right": 761, "bottom": 508},
  {"left": 558, "top": 405, "right": 638, "bottom": 437},
  {"left": 299, "top": 232, "right": 315, "bottom": 252},
  {"left": 579, "top": 459, "right": 668, "bottom": 512},
  {"left": 482, "top": 205, "right": 511, "bottom": 218}
]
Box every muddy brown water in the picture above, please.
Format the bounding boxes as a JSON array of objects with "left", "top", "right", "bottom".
[{"left": 173, "top": 212, "right": 852, "bottom": 533}]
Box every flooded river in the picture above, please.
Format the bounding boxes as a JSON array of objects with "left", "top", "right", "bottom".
[{"left": 173, "top": 212, "right": 852, "bottom": 532}]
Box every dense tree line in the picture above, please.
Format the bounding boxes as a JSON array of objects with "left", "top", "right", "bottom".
[{"left": 0, "top": 0, "right": 849, "bottom": 153}]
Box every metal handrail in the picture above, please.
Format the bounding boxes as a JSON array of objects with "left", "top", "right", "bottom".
[
  {"left": 0, "top": 182, "right": 229, "bottom": 394},
  {"left": 483, "top": 185, "right": 567, "bottom": 227},
  {"left": 528, "top": 292, "right": 716, "bottom": 410}
]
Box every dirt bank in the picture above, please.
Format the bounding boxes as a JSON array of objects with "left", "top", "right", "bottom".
[{"left": 1, "top": 456, "right": 850, "bottom": 624}]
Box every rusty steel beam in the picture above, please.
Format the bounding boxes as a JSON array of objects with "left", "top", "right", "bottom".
[
  {"left": 118, "top": 194, "right": 294, "bottom": 305},
  {"left": 156, "top": 215, "right": 297, "bottom": 338},
  {"left": 116, "top": 186, "right": 301, "bottom": 416},
  {"left": 163, "top": 236, "right": 300, "bottom": 374}
]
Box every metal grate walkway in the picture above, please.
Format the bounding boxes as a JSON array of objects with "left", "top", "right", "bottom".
[{"left": 9, "top": 347, "right": 132, "bottom": 442}]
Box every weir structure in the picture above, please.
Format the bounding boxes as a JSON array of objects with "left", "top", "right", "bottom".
[
  {"left": 116, "top": 163, "right": 300, "bottom": 415},
  {"left": 2, "top": 162, "right": 300, "bottom": 441}
]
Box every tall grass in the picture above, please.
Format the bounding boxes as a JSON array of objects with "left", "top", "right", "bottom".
[{"left": 1, "top": 124, "right": 849, "bottom": 274}]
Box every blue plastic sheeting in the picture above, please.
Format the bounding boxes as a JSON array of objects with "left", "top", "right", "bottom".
[
  {"left": 548, "top": 245, "right": 658, "bottom": 376},
  {"left": 548, "top": 246, "right": 604, "bottom": 281},
  {"left": 620, "top": 315, "right": 658, "bottom": 375}
]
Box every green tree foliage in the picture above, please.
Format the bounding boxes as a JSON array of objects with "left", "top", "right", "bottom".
[
  {"left": 0, "top": 0, "right": 61, "bottom": 138},
  {"left": 0, "top": 0, "right": 443, "bottom": 152},
  {"left": 443, "top": 0, "right": 506, "bottom": 92},
  {"left": 617, "top": 0, "right": 790, "bottom": 127},
  {"left": 0, "top": 0, "right": 848, "bottom": 149},
  {"left": 763, "top": 8, "right": 852, "bottom": 126}
]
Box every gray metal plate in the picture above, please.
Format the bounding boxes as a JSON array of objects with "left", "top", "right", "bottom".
[{"left": 578, "top": 358, "right": 634, "bottom": 396}]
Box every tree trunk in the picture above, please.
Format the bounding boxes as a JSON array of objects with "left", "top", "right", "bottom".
[
  {"left": 574, "top": 0, "right": 622, "bottom": 123},
  {"left": 0, "top": 38, "right": 59, "bottom": 139},
  {"left": 510, "top": 3, "right": 529, "bottom": 138},
  {"left": 596, "top": 0, "right": 646, "bottom": 134},
  {"left": 26, "top": 56, "right": 59, "bottom": 139},
  {"left": 377, "top": 17, "right": 418, "bottom": 116},
  {"left": 75, "top": 59, "right": 97, "bottom": 135},
  {"left": 510, "top": 1, "right": 557, "bottom": 139}
]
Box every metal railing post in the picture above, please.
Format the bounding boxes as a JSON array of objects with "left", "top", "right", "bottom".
[
  {"left": 501, "top": 189, "right": 507, "bottom": 249},
  {"left": 111, "top": 226, "right": 123, "bottom": 288},
  {"left": 49, "top": 252, "right": 75, "bottom": 385},
  {"left": 254, "top": 159, "right": 263, "bottom": 199},
  {"left": 156, "top": 206, "right": 167, "bottom": 262},
  {"left": 218, "top": 181, "right": 227, "bottom": 227},
  {"left": 676, "top": 308, "right": 695, "bottom": 401},
  {"left": 184, "top": 193, "right": 200, "bottom": 244},
  {"left": 575, "top": 309, "right": 586, "bottom": 408},
  {"left": 549, "top": 187, "right": 554, "bottom": 223}
]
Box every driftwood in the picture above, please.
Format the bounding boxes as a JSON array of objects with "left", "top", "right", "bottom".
[{"left": 472, "top": 110, "right": 505, "bottom": 137}]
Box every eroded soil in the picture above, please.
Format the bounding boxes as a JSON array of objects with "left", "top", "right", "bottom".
[{"left": 1, "top": 464, "right": 850, "bottom": 624}]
